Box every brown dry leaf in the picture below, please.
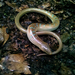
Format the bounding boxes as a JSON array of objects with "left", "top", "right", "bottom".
[
  {"left": 51, "top": 10, "right": 64, "bottom": 14},
  {"left": 16, "top": 4, "right": 29, "bottom": 12},
  {"left": 2, "top": 27, "right": 9, "bottom": 45},
  {"left": 0, "top": 54, "right": 31, "bottom": 74},
  {"left": 5, "top": 1, "right": 29, "bottom": 12},
  {"left": 38, "top": 2, "right": 50, "bottom": 9},
  {"left": 25, "top": 44, "right": 29, "bottom": 48},
  {"left": 8, "top": 54, "right": 25, "bottom": 63},
  {"left": 5, "top": 1, "right": 17, "bottom": 9},
  {"left": 42, "top": 2, "right": 51, "bottom": 9},
  {"left": 0, "top": 27, "right": 9, "bottom": 46}
]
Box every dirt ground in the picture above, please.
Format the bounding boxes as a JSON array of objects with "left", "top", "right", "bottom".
[{"left": 0, "top": 0, "right": 75, "bottom": 75}]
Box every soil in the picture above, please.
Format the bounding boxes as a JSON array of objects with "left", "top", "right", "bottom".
[{"left": 0, "top": 0, "right": 75, "bottom": 75}]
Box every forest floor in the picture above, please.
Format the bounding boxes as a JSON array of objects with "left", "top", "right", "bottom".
[{"left": 0, "top": 0, "right": 75, "bottom": 75}]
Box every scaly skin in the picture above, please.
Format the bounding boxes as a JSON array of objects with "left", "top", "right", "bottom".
[
  {"left": 15, "top": 8, "right": 62, "bottom": 55},
  {"left": 27, "top": 23, "right": 62, "bottom": 55}
]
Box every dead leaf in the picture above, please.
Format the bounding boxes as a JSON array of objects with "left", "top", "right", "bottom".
[
  {"left": 25, "top": 44, "right": 29, "bottom": 48},
  {"left": 38, "top": 2, "right": 50, "bottom": 9},
  {"left": 0, "top": 27, "right": 9, "bottom": 46},
  {"left": 51, "top": 10, "right": 64, "bottom": 14},
  {"left": 5, "top": 1, "right": 17, "bottom": 9},
  {"left": 42, "top": 3, "right": 51, "bottom": 9},
  {"left": 16, "top": 4, "right": 29, "bottom": 12},
  {"left": 2, "top": 27, "right": 9, "bottom": 45},
  {"left": 0, "top": 54, "right": 31, "bottom": 74}
]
